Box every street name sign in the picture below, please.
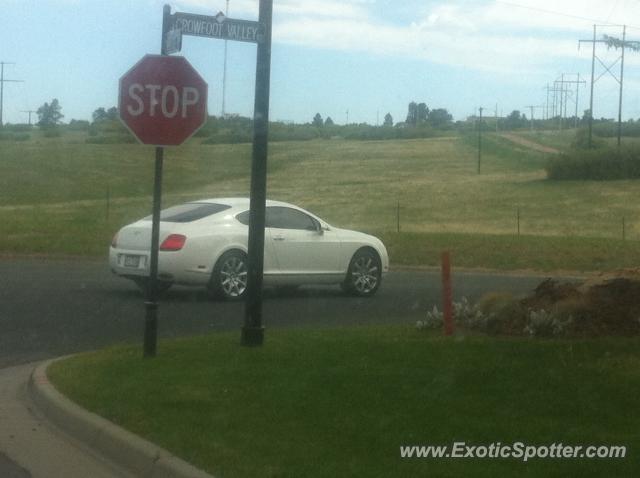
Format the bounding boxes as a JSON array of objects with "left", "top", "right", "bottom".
[
  {"left": 171, "top": 12, "right": 265, "bottom": 44},
  {"left": 118, "top": 54, "right": 208, "bottom": 146}
]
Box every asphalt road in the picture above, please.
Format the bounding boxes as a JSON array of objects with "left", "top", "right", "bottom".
[{"left": 0, "top": 258, "right": 555, "bottom": 368}]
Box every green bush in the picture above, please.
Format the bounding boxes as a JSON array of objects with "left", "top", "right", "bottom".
[
  {"left": 42, "top": 128, "right": 62, "bottom": 138},
  {"left": 2, "top": 124, "right": 32, "bottom": 133},
  {"left": 67, "top": 120, "right": 90, "bottom": 131},
  {"left": 571, "top": 128, "right": 606, "bottom": 149},
  {"left": 593, "top": 120, "right": 640, "bottom": 138},
  {"left": 0, "top": 132, "right": 30, "bottom": 141},
  {"left": 546, "top": 146, "right": 640, "bottom": 180}
]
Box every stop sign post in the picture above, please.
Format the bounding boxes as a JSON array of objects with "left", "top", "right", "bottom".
[
  {"left": 119, "top": 34, "right": 208, "bottom": 357},
  {"left": 122, "top": 2, "right": 272, "bottom": 357}
]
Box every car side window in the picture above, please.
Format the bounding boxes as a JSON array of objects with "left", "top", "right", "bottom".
[
  {"left": 236, "top": 210, "right": 250, "bottom": 225},
  {"left": 266, "top": 207, "right": 318, "bottom": 231}
]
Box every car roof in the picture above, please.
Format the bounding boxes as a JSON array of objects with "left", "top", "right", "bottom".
[{"left": 194, "top": 198, "right": 298, "bottom": 209}]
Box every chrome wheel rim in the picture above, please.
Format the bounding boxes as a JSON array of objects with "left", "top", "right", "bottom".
[
  {"left": 351, "top": 255, "right": 379, "bottom": 294},
  {"left": 220, "top": 256, "right": 248, "bottom": 297}
]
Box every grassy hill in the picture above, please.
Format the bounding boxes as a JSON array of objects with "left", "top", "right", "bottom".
[{"left": 2, "top": 129, "right": 640, "bottom": 270}]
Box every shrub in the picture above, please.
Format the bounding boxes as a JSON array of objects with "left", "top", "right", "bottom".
[
  {"left": 571, "top": 128, "right": 606, "bottom": 149},
  {"left": 0, "top": 132, "right": 30, "bottom": 141},
  {"left": 417, "top": 294, "right": 571, "bottom": 337},
  {"left": 42, "top": 128, "right": 61, "bottom": 138},
  {"left": 546, "top": 146, "right": 640, "bottom": 180},
  {"left": 524, "top": 309, "right": 573, "bottom": 337},
  {"left": 416, "top": 297, "right": 491, "bottom": 332},
  {"left": 2, "top": 124, "right": 32, "bottom": 133},
  {"left": 67, "top": 120, "right": 90, "bottom": 131}
]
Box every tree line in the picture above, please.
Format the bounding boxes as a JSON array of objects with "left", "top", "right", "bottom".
[{"left": 8, "top": 98, "right": 640, "bottom": 145}]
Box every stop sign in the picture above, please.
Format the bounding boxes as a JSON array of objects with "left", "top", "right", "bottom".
[{"left": 119, "top": 55, "right": 208, "bottom": 146}]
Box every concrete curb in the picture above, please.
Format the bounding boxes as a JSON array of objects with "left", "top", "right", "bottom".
[{"left": 29, "top": 359, "right": 215, "bottom": 478}]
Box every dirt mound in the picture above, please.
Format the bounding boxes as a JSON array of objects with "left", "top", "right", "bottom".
[{"left": 521, "top": 275, "right": 640, "bottom": 336}]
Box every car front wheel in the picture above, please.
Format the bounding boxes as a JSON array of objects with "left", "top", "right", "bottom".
[
  {"left": 343, "top": 249, "right": 381, "bottom": 297},
  {"left": 209, "top": 250, "right": 248, "bottom": 300}
]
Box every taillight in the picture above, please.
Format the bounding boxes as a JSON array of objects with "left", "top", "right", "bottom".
[
  {"left": 111, "top": 232, "right": 119, "bottom": 248},
  {"left": 160, "top": 234, "right": 187, "bottom": 251}
]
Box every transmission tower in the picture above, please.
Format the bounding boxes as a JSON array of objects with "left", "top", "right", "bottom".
[{"left": 579, "top": 25, "right": 640, "bottom": 147}]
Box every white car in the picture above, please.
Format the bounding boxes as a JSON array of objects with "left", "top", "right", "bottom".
[{"left": 109, "top": 198, "right": 389, "bottom": 299}]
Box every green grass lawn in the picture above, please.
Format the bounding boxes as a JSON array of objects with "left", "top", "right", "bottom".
[
  {"left": 2, "top": 130, "right": 640, "bottom": 271},
  {"left": 48, "top": 326, "right": 640, "bottom": 478}
]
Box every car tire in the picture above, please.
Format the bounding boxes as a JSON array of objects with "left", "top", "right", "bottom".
[
  {"left": 209, "top": 250, "right": 248, "bottom": 301},
  {"left": 342, "top": 248, "right": 382, "bottom": 297}
]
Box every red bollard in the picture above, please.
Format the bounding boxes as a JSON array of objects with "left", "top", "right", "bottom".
[{"left": 441, "top": 251, "right": 454, "bottom": 336}]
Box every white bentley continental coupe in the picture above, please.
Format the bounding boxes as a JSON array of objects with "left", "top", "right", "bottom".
[{"left": 109, "top": 198, "right": 389, "bottom": 300}]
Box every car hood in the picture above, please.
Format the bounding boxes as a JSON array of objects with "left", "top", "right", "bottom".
[{"left": 333, "top": 227, "right": 385, "bottom": 249}]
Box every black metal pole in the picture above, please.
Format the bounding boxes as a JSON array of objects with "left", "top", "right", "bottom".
[
  {"left": 242, "top": 0, "right": 273, "bottom": 347},
  {"left": 143, "top": 4, "right": 171, "bottom": 358},
  {"left": 144, "top": 146, "right": 163, "bottom": 357}
]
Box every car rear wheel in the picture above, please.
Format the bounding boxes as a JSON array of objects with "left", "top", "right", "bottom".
[
  {"left": 343, "top": 249, "right": 381, "bottom": 297},
  {"left": 209, "top": 250, "right": 248, "bottom": 300}
]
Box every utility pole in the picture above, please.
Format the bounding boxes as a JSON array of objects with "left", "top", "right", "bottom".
[
  {"left": 477, "top": 107, "right": 483, "bottom": 175},
  {"left": 0, "top": 62, "right": 24, "bottom": 128},
  {"left": 543, "top": 84, "right": 551, "bottom": 120},
  {"left": 346, "top": 109, "right": 349, "bottom": 125},
  {"left": 21, "top": 110, "right": 36, "bottom": 126},
  {"left": 525, "top": 105, "right": 543, "bottom": 132},
  {"left": 552, "top": 75, "right": 585, "bottom": 130},
  {"left": 579, "top": 25, "right": 640, "bottom": 148},
  {"left": 549, "top": 81, "right": 564, "bottom": 121},
  {"left": 575, "top": 73, "right": 581, "bottom": 128},
  {"left": 221, "top": 0, "right": 230, "bottom": 116},
  {"left": 558, "top": 74, "right": 564, "bottom": 130}
]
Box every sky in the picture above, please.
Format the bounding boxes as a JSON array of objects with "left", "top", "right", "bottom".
[{"left": 3, "top": 0, "right": 640, "bottom": 126}]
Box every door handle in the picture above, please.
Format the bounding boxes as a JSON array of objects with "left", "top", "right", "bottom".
[{"left": 273, "top": 235, "right": 285, "bottom": 241}]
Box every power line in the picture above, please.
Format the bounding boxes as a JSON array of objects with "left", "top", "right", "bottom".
[{"left": 495, "top": 1, "right": 640, "bottom": 30}]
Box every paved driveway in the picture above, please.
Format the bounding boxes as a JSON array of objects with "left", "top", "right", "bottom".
[{"left": 0, "top": 258, "right": 549, "bottom": 367}]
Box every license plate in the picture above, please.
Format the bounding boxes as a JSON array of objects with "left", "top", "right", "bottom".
[{"left": 123, "top": 255, "right": 141, "bottom": 268}]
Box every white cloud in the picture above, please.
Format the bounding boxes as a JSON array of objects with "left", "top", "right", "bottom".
[
  {"left": 174, "top": 0, "right": 640, "bottom": 75},
  {"left": 274, "top": 0, "right": 640, "bottom": 72}
]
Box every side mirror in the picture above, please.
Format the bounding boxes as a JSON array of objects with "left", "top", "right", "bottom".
[{"left": 314, "top": 220, "right": 326, "bottom": 235}]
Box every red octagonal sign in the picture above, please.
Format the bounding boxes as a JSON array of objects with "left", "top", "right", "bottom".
[{"left": 119, "top": 55, "right": 208, "bottom": 146}]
